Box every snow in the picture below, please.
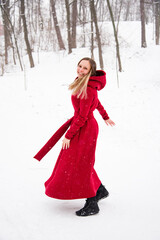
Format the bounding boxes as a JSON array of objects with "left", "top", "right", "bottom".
[{"left": 1, "top": 22, "right": 160, "bottom": 240}]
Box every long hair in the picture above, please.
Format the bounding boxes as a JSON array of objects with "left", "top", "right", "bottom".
[{"left": 69, "top": 58, "right": 97, "bottom": 99}]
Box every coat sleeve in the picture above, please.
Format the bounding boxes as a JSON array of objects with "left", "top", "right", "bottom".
[
  {"left": 96, "top": 99, "right": 109, "bottom": 120},
  {"left": 65, "top": 89, "right": 94, "bottom": 140}
]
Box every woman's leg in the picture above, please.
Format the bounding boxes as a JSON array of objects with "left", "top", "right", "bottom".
[
  {"left": 75, "top": 184, "right": 109, "bottom": 216},
  {"left": 96, "top": 184, "right": 109, "bottom": 202}
]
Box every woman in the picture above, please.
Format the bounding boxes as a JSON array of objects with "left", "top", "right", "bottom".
[{"left": 35, "top": 57, "right": 115, "bottom": 217}]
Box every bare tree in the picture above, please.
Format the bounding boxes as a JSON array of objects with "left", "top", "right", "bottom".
[
  {"left": 140, "top": 0, "right": 147, "bottom": 47},
  {"left": 124, "top": 0, "right": 132, "bottom": 21},
  {"left": 50, "top": 0, "right": 65, "bottom": 50},
  {"left": 90, "top": 2, "right": 94, "bottom": 59},
  {"left": 1, "top": 0, "right": 10, "bottom": 64},
  {"left": 25, "top": 0, "right": 35, "bottom": 48},
  {"left": 65, "top": 0, "right": 72, "bottom": 54},
  {"left": 71, "top": 0, "right": 77, "bottom": 48},
  {"left": 90, "top": 0, "right": 104, "bottom": 69},
  {"left": 1, "top": 1, "right": 23, "bottom": 70},
  {"left": 20, "top": 0, "right": 34, "bottom": 68},
  {"left": 154, "top": 0, "right": 160, "bottom": 45},
  {"left": 78, "top": 0, "right": 87, "bottom": 47},
  {"left": 38, "top": 0, "right": 44, "bottom": 31},
  {"left": 106, "top": 0, "right": 122, "bottom": 73}
]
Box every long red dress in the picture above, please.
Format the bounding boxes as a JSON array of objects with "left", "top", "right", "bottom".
[{"left": 36, "top": 70, "right": 109, "bottom": 200}]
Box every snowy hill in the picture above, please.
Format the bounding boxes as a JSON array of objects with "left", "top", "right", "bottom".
[{"left": 0, "top": 22, "right": 160, "bottom": 240}]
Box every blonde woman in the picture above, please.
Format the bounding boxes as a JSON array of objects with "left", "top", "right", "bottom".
[{"left": 35, "top": 57, "right": 115, "bottom": 216}]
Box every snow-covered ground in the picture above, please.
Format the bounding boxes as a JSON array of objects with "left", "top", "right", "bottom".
[{"left": 1, "top": 22, "right": 160, "bottom": 240}]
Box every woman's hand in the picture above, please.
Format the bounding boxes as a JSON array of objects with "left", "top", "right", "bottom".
[
  {"left": 105, "top": 118, "right": 115, "bottom": 127},
  {"left": 62, "top": 137, "right": 70, "bottom": 149}
]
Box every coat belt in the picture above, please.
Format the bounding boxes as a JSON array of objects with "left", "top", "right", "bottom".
[{"left": 34, "top": 117, "right": 74, "bottom": 161}]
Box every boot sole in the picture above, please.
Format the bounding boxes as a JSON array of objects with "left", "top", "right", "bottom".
[{"left": 75, "top": 210, "right": 99, "bottom": 217}]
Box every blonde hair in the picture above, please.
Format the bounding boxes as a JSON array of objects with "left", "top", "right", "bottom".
[
  {"left": 69, "top": 58, "right": 97, "bottom": 99},
  {"left": 69, "top": 71, "right": 92, "bottom": 99}
]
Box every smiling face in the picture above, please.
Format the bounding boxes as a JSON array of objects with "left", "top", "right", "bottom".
[{"left": 77, "top": 60, "right": 91, "bottom": 78}]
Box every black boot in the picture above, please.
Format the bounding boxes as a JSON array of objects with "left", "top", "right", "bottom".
[
  {"left": 75, "top": 196, "right": 99, "bottom": 217},
  {"left": 96, "top": 184, "right": 109, "bottom": 202}
]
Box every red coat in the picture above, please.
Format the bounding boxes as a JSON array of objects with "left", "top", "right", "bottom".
[{"left": 34, "top": 70, "right": 109, "bottom": 200}]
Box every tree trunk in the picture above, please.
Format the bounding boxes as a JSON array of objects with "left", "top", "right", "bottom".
[
  {"left": 1, "top": 0, "right": 10, "bottom": 65},
  {"left": 90, "top": 0, "right": 104, "bottom": 69},
  {"left": 140, "top": 0, "right": 147, "bottom": 48},
  {"left": 65, "top": 0, "right": 72, "bottom": 54},
  {"left": 71, "top": 0, "right": 77, "bottom": 48},
  {"left": 20, "top": 0, "right": 35, "bottom": 68},
  {"left": 155, "top": 0, "right": 160, "bottom": 45},
  {"left": 38, "top": 0, "right": 44, "bottom": 31},
  {"left": 125, "top": 1, "right": 131, "bottom": 21},
  {"left": 0, "top": 3, "right": 23, "bottom": 71},
  {"left": 106, "top": 0, "right": 122, "bottom": 72},
  {"left": 90, "top": 2, "right": 94, "bottom": 59},
  {"left": 79, "top": 0, "right": 86, "bottom": 47},
  {"left": 50, "top": 0, "right": 66, "bottom": 50}
]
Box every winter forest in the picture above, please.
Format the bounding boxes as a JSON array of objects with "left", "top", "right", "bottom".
[
  {"left": 0, "top": 0, "right": 160, "bottom": 73},
  {"left": 1, "top": 0, "right": 160, "bottom": 240}
]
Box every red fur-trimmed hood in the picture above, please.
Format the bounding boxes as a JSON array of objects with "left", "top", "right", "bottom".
[{"left": 88, "top": 70, "right": 106, "bottom": 91}]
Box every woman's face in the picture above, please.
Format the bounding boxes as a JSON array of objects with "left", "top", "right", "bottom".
[{"left": 77, "top": 60, "right": 91, "bottom": 78}]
